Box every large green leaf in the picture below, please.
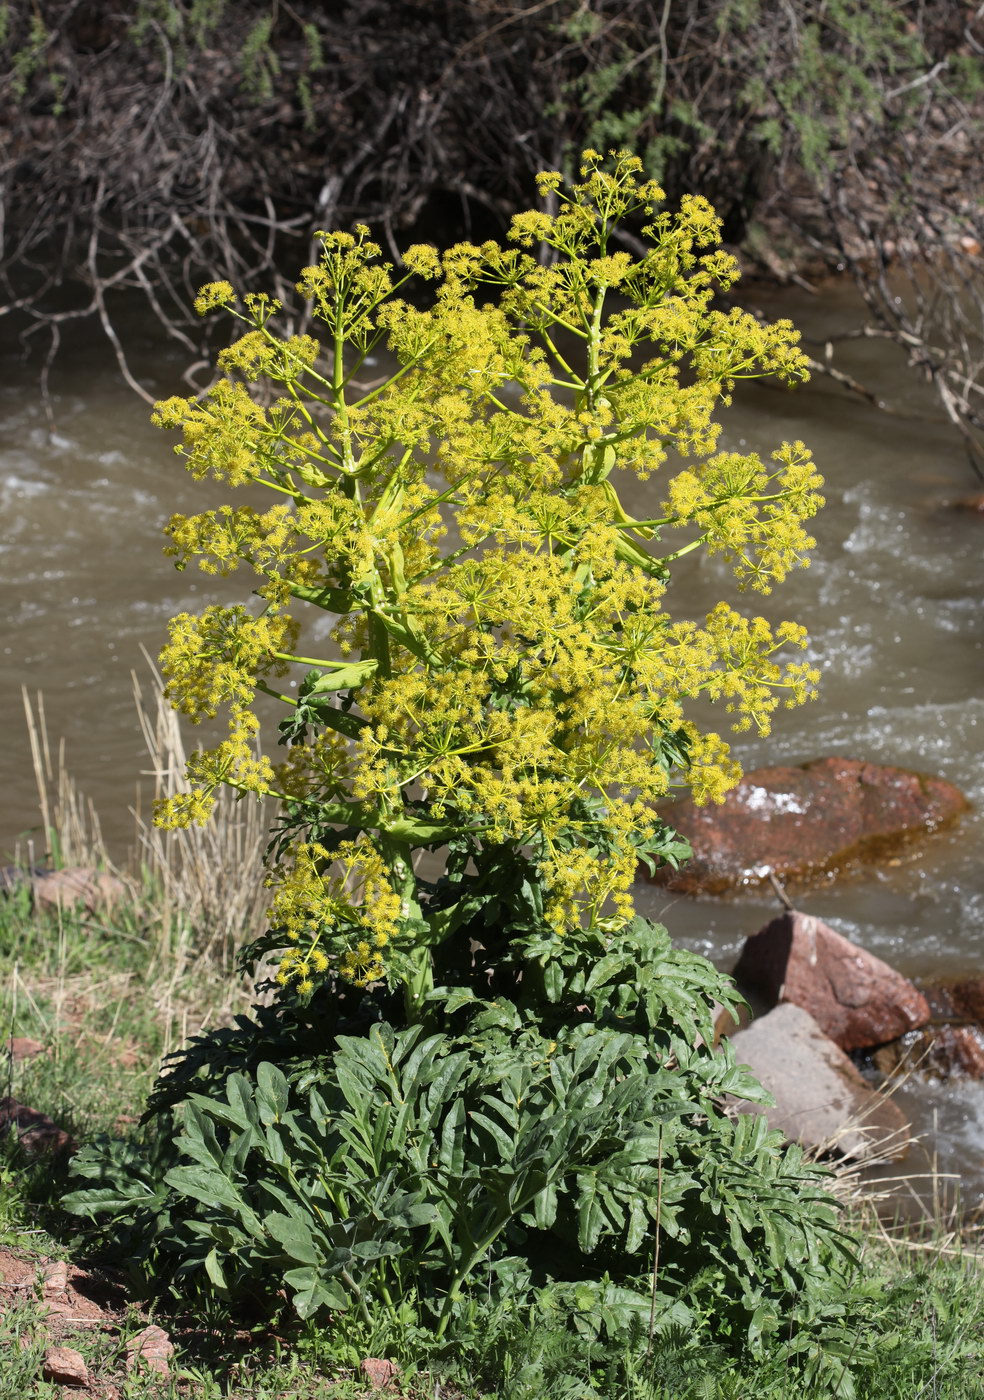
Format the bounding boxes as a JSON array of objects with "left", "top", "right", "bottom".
[
  {"left": 256, "top": 1062, "right": 290, "bottom": 1124},
  {"left": 266, "top": 1211, "right": 322, "bottom": 1265}
]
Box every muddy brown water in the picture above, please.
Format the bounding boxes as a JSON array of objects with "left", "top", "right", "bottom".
[{"left": 2, "top": 279, "right": 982, "bottom": 1203}]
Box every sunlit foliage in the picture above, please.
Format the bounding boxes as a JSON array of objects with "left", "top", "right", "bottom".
[{"left": 153, "top": 152, "right": 822, "bottom": 1012}]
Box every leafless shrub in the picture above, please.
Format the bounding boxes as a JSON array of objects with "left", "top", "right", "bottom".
[{"left": 2, "top": 2, "right": 982, "bottom": 469}]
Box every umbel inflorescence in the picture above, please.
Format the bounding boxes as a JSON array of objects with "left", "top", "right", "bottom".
[{"left": 152, "top": 151, "right": 822, "bottom": 1010}]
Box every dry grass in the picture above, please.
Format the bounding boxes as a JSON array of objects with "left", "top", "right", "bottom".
[
  {"left": 21, "top": 656, "right": 272, "bottom": 973},
  {"left": 129, "top": 651, "right": 272, "bottom": 969},
  {"left": 813, "top": 1054, "right": 984, "bottom": 1277},
  {"left": 4, "top": 673, "right": 272, "bottom": 1132},
  {"left": 21, "top": 688, "right": 112, "bottom": 875}
]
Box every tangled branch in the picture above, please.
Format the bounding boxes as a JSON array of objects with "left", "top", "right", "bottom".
[{"left": 1, "top": 1, "right": 982, "bottom": 470}]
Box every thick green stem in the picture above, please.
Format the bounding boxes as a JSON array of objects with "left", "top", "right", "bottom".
[
  {"left": 586, "top": 285, "right": 606, "bottom": 411},
  {"left": 378, "top": 834, "right": 433, "bottom": 1022},
  {"left": 434, "top": 1212, "right": 518, "bottom": 1339}
]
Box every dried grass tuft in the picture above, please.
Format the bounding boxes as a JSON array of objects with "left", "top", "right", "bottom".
[
  {"left": 21, "top": 688, "right": 112, "bottom": 874},
  {"left": 21, "top": 655, "right": 272, "bottom": 971},
  {"left": 129, "top": 653, "right": 271, "bottom": 968}
]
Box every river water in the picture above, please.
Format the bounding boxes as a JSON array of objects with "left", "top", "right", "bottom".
[{"left": 2, "top": 279, "right": 982, "bottom": 1203}]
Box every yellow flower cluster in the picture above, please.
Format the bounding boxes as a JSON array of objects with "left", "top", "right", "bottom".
[
  {"left": 152, "top": 381, "right": 269, "bottom": 486},
  {"left": 662, "top": 440, "right": 823, "bottom": 591},
  {"left": 152, "top": 149, "right": 824, "bottom": 999},
  {"left": 269, "top": 840, "right": 399, "bottom": 990},
  {"left": 193, "top": 281, "right": 236, "bottom": 315},
  {"left": 159, "top": 605, "right": 296, "bottom": 722},
  {"left": 156, "top": 704, "right": 275, "bottom": 830}
]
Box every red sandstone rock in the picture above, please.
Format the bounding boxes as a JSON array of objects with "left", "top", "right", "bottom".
[
  {"left": 923, "top": 976, "right": 984, "bottom": 1024},
  {"left": 649, "top": 757, "right": 969, "bottom": 894},
  {"left": 874, "top": 1024, "right": 984, "bottom": 1080},
  {"left": 732, "top": 911, "right": 930, "bottom": 1051},
  {"left": 727, "top": 1003, "right": 911, "bottom": 1160},
  {"left": 126, "top": 1324, "right": 173, "bottom": 1377},
  {"left": 42, "top": 1346, "right": 89, "bottom": 1387},
  {"left": 919, "top": 1025, "right": 984, "bottom": 1077},
  {"left": 42, "top": 1259, "right": 69, "bottom": 1298},
  {"left": 39, "top": 1258, "right": 116, "bottom": 1322},
  {"left": 360, "top": 1358, "right": 400, "bottom": 1390},
  {"left": 32, "top": 866, "right": 128, "bottom": 916},
  {"left": 0, "top": 1097, "right": 74, "bottom": 1154}
]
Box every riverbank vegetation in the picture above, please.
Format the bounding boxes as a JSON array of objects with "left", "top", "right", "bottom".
[
  {"left": 3, "top": 889, "right": 984, "bottom": 1396},
  {"left": 3, "top": 27, "right": 979, "bottom": 1383},
  {"left": 0, "top": 152, "right": 971, "bottom": 1396},
  {"left": 5, "top": 631, "right": 984, "bottom": 1393},
  {"left": 1, "top": 1, "right": 982, "bottom": 470}
]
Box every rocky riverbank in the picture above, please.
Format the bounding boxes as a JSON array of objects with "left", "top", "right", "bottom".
[{"left": 641, "top": 754, "right": 980, "bottom": 1171}]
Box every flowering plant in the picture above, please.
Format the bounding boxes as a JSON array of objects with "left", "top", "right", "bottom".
[
  {"left": 153, "top": 150, "right": 822, "bottom": 1022},
  {"left": 68, "top": 155, "right": 854, "bottom": 1359}
]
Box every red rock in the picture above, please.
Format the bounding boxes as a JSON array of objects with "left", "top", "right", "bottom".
[
  {"left": 649, "top": 757, "right": 969, "bottom": 894},
  {"left": 360, "top": 1357, "right": 400, "bottom": 1390},
  {"left": 924, "top": 976, "right": 984, "bottom": 1024},
  {"left": 126, "top": 1325, "right": 173, "bottom": 1377},
  {"left": 919, "top": 1025, "right": 984, "bottom": 1078},
  {"left": 43, "top": 1346, "right": 89, "bottom": 1387},
  {"left": 874, "top": 1025, "right": 984, "bottom": 1080},
  {"left": 727, "top": 1003, "right": 911, "bottom": 1160},
  {"left": 42, "top": 1259, "right": 69, "bottom": 1298},
  {"left": 32, "top": 866, "right": 128, "bottom": 916},
  {"left": 732, "top": 912, "right": 930, "bottom": 1051},
  {"left": 42, "top": 1263, "right": 114, "bottom": 1322},
  {"left": 0, "top": 1097, "right": 74, "bottom": 1154},
  {"left": 6, "top": 1036, "right": 45, "bottom": 1060}
]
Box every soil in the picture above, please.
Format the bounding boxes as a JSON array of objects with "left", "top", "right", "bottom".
[{"left": 0, "top": 1243, "right": 462, "bottom": 1396}]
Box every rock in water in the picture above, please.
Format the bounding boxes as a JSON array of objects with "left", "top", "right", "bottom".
[
  {"left": 874, "top": 1024, "right": 984, "bottom": 1080},
  {"left": 727, "top": 1003, "right": 910, "bottom": 1160},
  {"left": 732, "top": 910, "right": 930, "bottom": 1051},
  {"left": 923, "top": 977, "right": 984, "bottom": 1024},
  {"left": 648, "top": 757, "right": 969, "bottom": 894}
]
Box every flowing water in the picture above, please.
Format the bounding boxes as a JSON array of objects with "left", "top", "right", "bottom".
[{"left": 2, "top": 280, "right": 982, "bottom": 1202}]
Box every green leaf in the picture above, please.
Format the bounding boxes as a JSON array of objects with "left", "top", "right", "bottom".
[
  {"left": 204, "top": 1247, "right": 228, "bottom": 1290},
  {"left": 62, "top": 1184, "right": 163, "bottom": 1217},
  {"left": 283, "top": 1267, "right": 351, "bottom": 1318},
  {"left": 256, "top": 1061, "right": 290, "bottom": 1124},
  {"left": 266, "top": 1211, "right": 321, "bottom": 1265},
  {"left": 430, "top": 985, "right": 479, "bottom": 1014},
  {"left": 164, "top": 1165, "right": 246, "bottom": 1213}
]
